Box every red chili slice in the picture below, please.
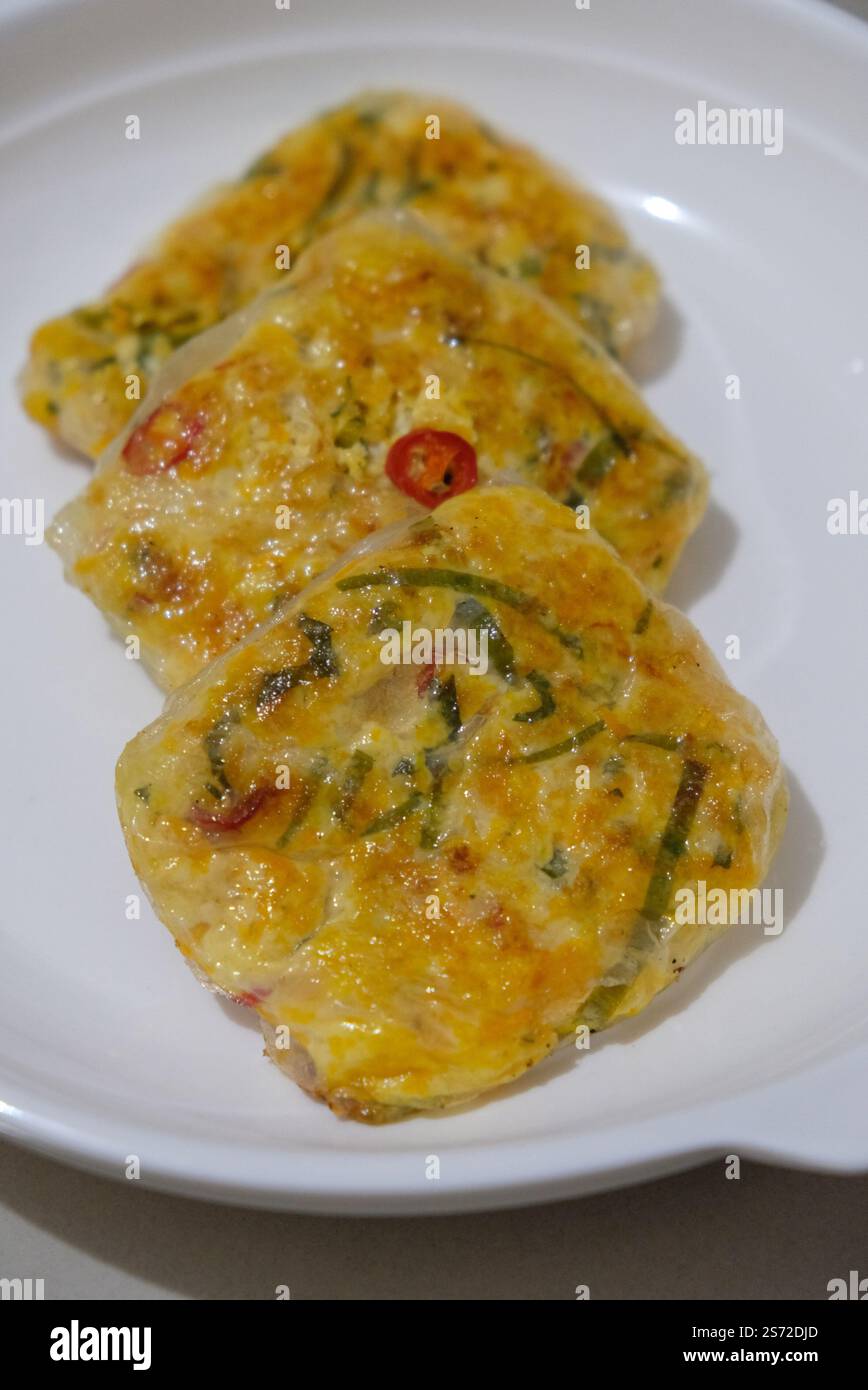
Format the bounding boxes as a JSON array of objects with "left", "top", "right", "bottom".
[
  {"left": 385, "top": 429, "right": 477, "bottom": 509},
  {"left": 123, "top": 400, "right": 206, "bottom": 476},
  {"left": 231, "top": 986, "right": 273, "bottom": 1009},
  {"left": 416, "top": 662, "right": 437, "bottom": 695},
  {"left": 190, "top": 787, "right": 271, "bottom": 834}
]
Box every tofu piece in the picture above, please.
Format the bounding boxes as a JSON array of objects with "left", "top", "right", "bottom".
[
  {"left": 22, "top": 90, "right": 659, "bottom": 458},
  {"left": 116, "top": 485, "right": 787, "bottom": 1124},
  {"left": 50, "top": 213, "right": 706, "bottom": 690}
]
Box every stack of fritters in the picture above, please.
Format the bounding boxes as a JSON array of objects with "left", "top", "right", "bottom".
[{"left": 23, "top": 93, "right": 786, "bottom": 1122}]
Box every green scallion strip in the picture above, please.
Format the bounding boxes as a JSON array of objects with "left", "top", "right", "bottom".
[
  {"left": 509, "top": 719, "right": 605, "bottom": 765},
  {"left": 431, "top": 674, "right": 461, "bottom": 741},
  {"left": 420, "top": 751, "right": 449, "bottom": 851},
  {"left": 256, "top": 615, "right": 338, "bottom": 716},
  {"left": 622, "top": 732, "right": 685, "bottom": 751},
  {"left": 513, "top": 670, "right": 555, "bottom": 724},
  {"left": 275, "top": 761, "right": 326, "bottom": 850},
  {"left": 334, "top": 398, "right": 367, "bottom": 449},
  {"left": 297, "top": 615, "right": 339, "bottom": 677},
  {"left": 338, "top": 568, "right": 582, "bottom": 658},
  {"left": 540, "top": 846, "right": 568, "bottom": 880},
  {"left": 634, "top": 601, "right": 653, "bottom": 636},
  {"left": 576, "top": 435, "right": 619, "bottom": 486},
  {"left": 576, "top": 758, "right": 709, "bottom": 1031},
  {"left": 368, "top": 598, "right": 402, "bottom": 635},
  {"left": 574, "top": 293, "right": 617, "bottom": 355},
  {"left": 398, "top": 148, "right": 437, "bottom": 202},
  {"left": 333, "top": 749, "right": 374, "bottom": 823},
  {"left": 256, "top": 664, "right": 308, "bottom": 717},
  {"left": 203, "top": 709, "right": 240, "bottom": 794},
  {"left": 452, "top": 597, "right": 517, "bottom": 682},
  {"left": 640, "top": 759, "right": 709, "bottom": 922},
  {"left": 361, "top": 790, "right": 425, "bottom": 838}
]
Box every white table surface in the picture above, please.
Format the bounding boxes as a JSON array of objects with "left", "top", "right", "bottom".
[{"left": 2, "top": 0, "right": 867, "bottom": 1300}]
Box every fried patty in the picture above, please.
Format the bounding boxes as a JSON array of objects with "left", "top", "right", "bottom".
[
  {"left": 50, "top": 213, "right": 705, "bottom": 690},
  {"left": 22, "top": 91, "right": 659, "bottom": 458},
  {"left": 116, "top": 485, "right": 786, "bottom": 1123}
]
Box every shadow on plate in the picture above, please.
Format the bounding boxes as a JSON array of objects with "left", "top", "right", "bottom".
[
  {"left": 627, "top": 295, "right": 684, "bottom": 387},
  {"left": 663, "top": 499, "right": 740, "bottom": 613},
  {"left": 216, "top": 996, "right": 264, "bottom": 1032}
]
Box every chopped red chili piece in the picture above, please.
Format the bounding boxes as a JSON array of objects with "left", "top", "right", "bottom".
[
  {"left": 123, "top": 400, "right": 206, "bottom": 476},
  {"left": 231, "top": 986, "right": 272, "bottom": 1008},
  {"left": 416, "top": 661, "right": 438, "bottom": 695},
  {"left": 385, "top": 428, "right": 477, "bottom": 508},
  {"left": 190, "top": 787, "right": 271, "bottom": 833}
]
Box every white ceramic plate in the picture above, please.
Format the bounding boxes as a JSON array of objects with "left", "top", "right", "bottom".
[{"left": 1, "top": 0, "right": 866, "bottom": 1214}]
